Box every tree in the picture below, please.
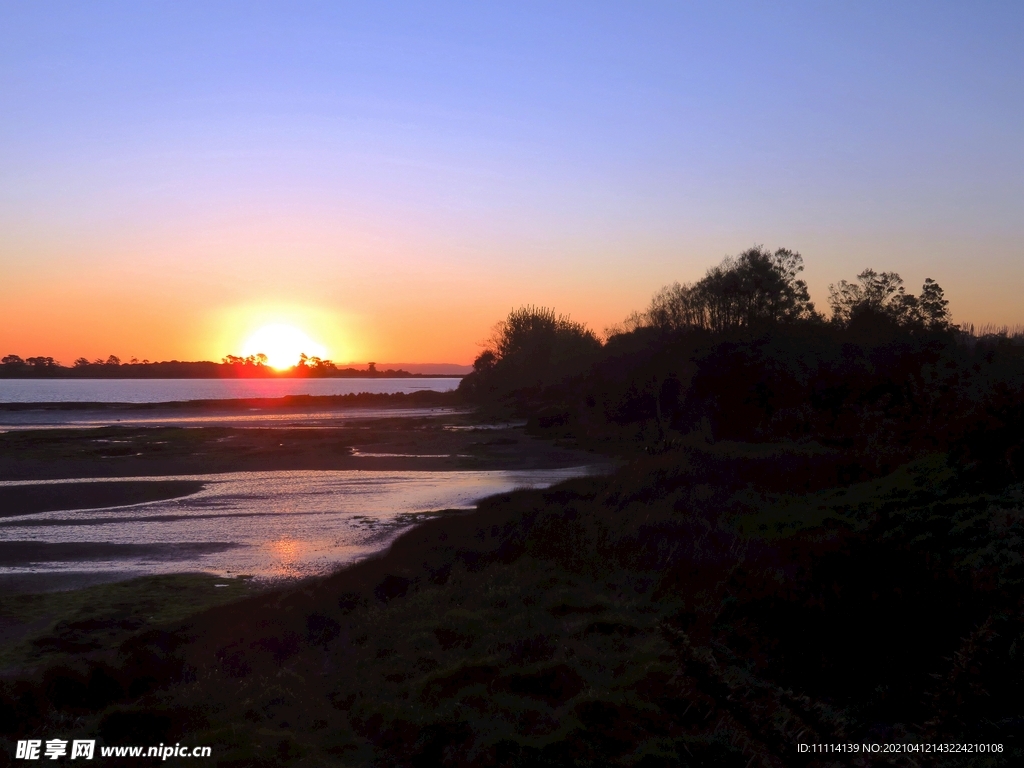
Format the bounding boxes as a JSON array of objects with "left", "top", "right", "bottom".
[
  {"left": 222, "top": 354, "right": 268, "bottom": 367},
  {"left": 26, "top": 356, "right": 59, "bottom": 368},
  {"left": 464, "top": 306, "right": 601, "bottom": 396},
  {"left": 918, "top": 278, "right": 951, "bottom": 329},
  {"left": 491, "top": 306, "right": 600, "bottom": 367},
  {"left": 296, "top": 354, "right": 335, "bottom": 373},
  {"left": 472, "top": 350, "right": 496, "bottom": 374},
  {"left": 828, "top": 270, "right": 951, "bottom": 330},
  {"left": 631, "top": 246, "right": 818, "bottom": 334},
  {"left": 828, "top": 269, "right": 908, "bottom": 325},
  {"left": 1, "top": 355, "right": 24, "bottom": 365}
]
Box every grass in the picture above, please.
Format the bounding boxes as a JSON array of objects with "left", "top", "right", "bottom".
[
  {"left": 0, "top": 574, "right": 258, "bottom": 672},
  {"left": 2, "top": 444, "right": 1022, "bottom": 766}
]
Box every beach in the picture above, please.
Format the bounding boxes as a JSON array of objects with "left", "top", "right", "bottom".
[{"left": 0, "top": 395, "right": 608, "bottom": 594}]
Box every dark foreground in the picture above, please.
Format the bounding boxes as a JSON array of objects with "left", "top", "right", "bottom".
[{"left": 1, "top": 440, "right": 1020, "bottom": 767}]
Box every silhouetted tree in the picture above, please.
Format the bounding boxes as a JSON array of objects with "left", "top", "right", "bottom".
[
  {"left": 26, "top": 356, "right": 59, "bottom": 368},
  {"left": 630, "top": 246, "right": 818, "bottom": 334},
  {"left": 462, "top": 306, "right": 601, "bottom": 398},
  {"left": 294, "top": 354, "right": 336, "bottom": 375},
  {"left": 473, "top": 350, "right": 496, "bottom": 374},
  {"left": 222, "top": 354, "right": 268, "bottom": 367},
  {"left": 2, "top": 354, "right": 24, "bottom": 365},
  {"left": 918, "top": 278, "right": 951, "bottom": 329},
  {"left": 828, "top": 270, "right": 950, "bottom": 330}
]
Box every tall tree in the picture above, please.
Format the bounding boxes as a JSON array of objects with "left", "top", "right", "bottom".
[
  {"left": 464, "top": 306, "right": 601, "bottom": 396},
  {"left": 632, "top": 246, "right": 818, "bottom": 333},
  {"left": 829, "top": 270, "right": 951, "bottom": 330}
]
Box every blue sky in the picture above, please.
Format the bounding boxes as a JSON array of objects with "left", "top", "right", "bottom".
[{"left": 1, "top": 2, "right": 1021, "bottom": 362}]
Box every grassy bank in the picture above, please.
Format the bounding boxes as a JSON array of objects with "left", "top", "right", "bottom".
[
  {"left": 2, "top": 442, "right": 1020, "bottom": 766},
  {"left": 0, "top": 574, "right": 258, "bottom": 673}
]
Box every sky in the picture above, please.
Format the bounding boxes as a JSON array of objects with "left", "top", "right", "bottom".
[{"left": 1, "top": 2, "right": 1022, "bottom": 365}]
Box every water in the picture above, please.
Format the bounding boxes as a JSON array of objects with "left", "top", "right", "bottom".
[
  {"left": 0, "top": 468, "right": 596, "bottom": 581},
  {"left": 0, "top": 377, "right": 459, "bottom": 404},
  {"left": 0, "top": 406, "right": 470, "bottom": 431}
]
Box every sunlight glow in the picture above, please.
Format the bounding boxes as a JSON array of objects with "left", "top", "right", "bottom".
[{"left": 241, "top": 324, "right": 328, "bottom": 369}]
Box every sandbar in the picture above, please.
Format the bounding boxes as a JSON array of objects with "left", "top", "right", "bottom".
[{"left": 0, "top": 479, "right": 206, "bottom": 516}]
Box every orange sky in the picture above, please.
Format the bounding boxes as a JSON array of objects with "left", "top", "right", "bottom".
[
  {"left": 3, "top": 219, "right": 1019, "bottom": 366},
  {"left": 2, "top": 5, "right": 1021, "bottom": 365}
]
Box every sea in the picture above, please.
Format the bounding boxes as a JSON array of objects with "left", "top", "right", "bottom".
[{"left": 0, "top": 377, "right": 459, "bottom": 404}]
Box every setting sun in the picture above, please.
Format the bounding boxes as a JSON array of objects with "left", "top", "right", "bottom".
[{"left": 241, "top": 324, "right": 328, "bottom": 369}]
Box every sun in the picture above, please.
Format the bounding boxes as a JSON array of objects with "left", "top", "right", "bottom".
[{"left": 241, "top": 324, "right": 328, "bottom": 370}]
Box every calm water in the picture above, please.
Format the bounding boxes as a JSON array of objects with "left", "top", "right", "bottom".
[
  {"left": 0, "top": 406, "right": 471, "bottom": 431},
  {"left": 0, "top": 377, "right": 459, "bottom": 404},
  {"left": 0, "top": 468, "right": 595, "bottom": 581}
]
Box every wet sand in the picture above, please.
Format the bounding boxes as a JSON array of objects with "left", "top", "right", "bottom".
[
  {"left": 0, "top": 479, "right": 206, "bottom": 516},
  {"left": 0, "top": 399, "right": 609, "bottom": 594},
  {"left": 0, "top": 570, "right": 147, "bottom": 594},
  {"left": 0, "top": 540, "right": 239, "bottom": 565},
  {"left": 0, "top": 415, "right": 597, "bottom": 481}
]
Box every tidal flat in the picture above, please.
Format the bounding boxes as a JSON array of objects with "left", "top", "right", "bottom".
[
  {"left": 0, "top": 397, "right": 604, "bottom": 696},
  {"left": 0, "top": 397, "right": 606, "bottom": 592},
  {"left": 0, "top": 410, "right": 592, "bottom": 481}
]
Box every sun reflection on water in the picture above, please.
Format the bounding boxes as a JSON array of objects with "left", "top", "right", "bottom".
[
  {"left": 265, "top": 538, "right": 305, "bottom": 578},
  {"left": 0, "top": 467, "right": 600, "bottom": 580}
]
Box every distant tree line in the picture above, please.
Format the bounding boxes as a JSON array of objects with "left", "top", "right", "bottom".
[{"left": 0, "top": 354, "right": 432, "bottom": 379}]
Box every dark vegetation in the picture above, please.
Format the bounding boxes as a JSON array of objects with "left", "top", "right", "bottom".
[{"left": 3, "top": 246, "right": 1024, "bottom": 765}]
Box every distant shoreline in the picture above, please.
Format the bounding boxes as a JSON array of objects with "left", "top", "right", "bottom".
[
  {"left": 1, "top": 357, "right": 471, "bottom": 379},
  {"left": 0, "top": 373, "right": 465, "bottom": 380}
]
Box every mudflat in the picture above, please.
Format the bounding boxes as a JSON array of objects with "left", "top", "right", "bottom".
[
  {"left": 0, "top": 541, "right": 239, "bottom": 566},
  {"left": 0, "top": 413, "right": 599, "bottom": 481},
  {"left": 0, "top": 480, "right": 206, "bottom": 516}
]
